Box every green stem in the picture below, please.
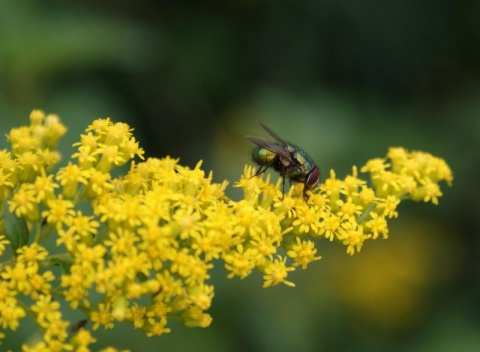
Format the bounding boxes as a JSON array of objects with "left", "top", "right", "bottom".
[
  {"left": 39, "top": 252, "right": 74, "bottom": 268},
  {"left": 73, "top": 185, "right": 88, "bottom": 205},
  {"left": 17, "top": 298, "right": 47, "bottom": 335},
  {"left": 33, "top": 220, "right": 43, "bottom": 243},
  {"left": 0, "top": 257, "right": 15, "bottom": 271},
  {"left": 356, "top": 202, "right": 377, "bottom": 224},
  {"left": 93, "top": 226, "right": 109, "bottom": 245},
  {"left": 36, "top": 221, "right": 56, "bottom": 243}
]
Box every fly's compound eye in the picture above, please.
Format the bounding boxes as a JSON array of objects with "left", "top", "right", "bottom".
[{"left": 306, "top": 167, "right": 320, "bottom": 190}]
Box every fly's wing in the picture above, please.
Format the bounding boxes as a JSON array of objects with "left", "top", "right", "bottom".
[
  {"left": 246, "top": 135, "right": 292, "bottom": 161},
  {"left": 258, "top": 122, "right": 289, "bottom": 145}
]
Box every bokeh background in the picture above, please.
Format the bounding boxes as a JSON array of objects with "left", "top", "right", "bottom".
[{"left": 1, "top": 0, "right": 479, "bottom": 351}]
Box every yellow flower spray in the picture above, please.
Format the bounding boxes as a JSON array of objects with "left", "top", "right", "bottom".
[{"left": 0, "top": 111, "right": 453, "bottom": 351}]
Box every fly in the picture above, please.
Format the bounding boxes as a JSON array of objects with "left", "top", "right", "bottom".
[{"left": 246, "top": 122, "right": 321, "bottom": 202}]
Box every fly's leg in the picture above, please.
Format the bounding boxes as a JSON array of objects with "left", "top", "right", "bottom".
[
  {"left": 303, "top": 188, "right": 310, "bottom": 205},
  {"left": 251, "top": 165, "right": 268, "bottom": 178}
]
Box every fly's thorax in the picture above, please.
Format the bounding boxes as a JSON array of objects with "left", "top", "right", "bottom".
[
  {"left": 284, "top": 144, "right": 316, "bottom": 177},
  {"left": 252, "top": 146, "right": 277, "bottom": 165}
]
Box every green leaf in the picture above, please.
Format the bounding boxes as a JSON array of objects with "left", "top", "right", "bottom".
[
  {"left": 4, "top": 200, "right": 30, "bottom": 254},
  {"left": 136, "top": 271, "right": 148, "bottom": 283}
]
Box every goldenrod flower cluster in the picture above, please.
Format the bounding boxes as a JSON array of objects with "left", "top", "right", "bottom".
[{"left": 0, "top": 111, "right": 453, "bottom": 351}]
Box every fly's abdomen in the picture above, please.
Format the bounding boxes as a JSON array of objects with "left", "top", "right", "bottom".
[{"left": 252, "top": 147, "right": 277, "bottom": 166}]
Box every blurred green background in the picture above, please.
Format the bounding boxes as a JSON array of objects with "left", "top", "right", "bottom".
[{"left": 1, "top": 0, "right": 479, "bottom": 351}]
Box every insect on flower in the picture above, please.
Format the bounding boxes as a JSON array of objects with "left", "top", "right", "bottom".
[{"left": 246, "top": 122, "right": 321, "bottom": 202}]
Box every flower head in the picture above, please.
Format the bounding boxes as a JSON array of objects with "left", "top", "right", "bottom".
[{"left": 0, "top": 111, "right": 452, "bottom": 350}]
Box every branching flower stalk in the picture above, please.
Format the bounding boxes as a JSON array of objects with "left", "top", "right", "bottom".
[{"left": 0, "top": 111, "right": 453, "bottom": 351}]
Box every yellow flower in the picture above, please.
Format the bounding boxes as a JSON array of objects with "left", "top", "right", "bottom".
[
  {"left": 0, "top": 166, "right": 15, "bottom": 192},
  {"left": 357, "top": 185, "right": 377, "bottom": 207},
  {"left": 378, "top": 195, "right": 400, "bottom": 219},
  {"left": 185, "top": 256, "right": 212, "bottom": 285},
  {"left": 30, "top": 294, "right": 61, "bottom": 327},
  {"left": 0, "top": 235, "right": 10, "bottom": 256},
  {"left": 16, "top": 243, "right": 49, "bottom": 268},
  {"left": 75, "top": 243, "right": 105, "bottom": 267},
  {"left": 43, "top": 318, "right": 69, "bottom": 344},
  {"left": 1, "top": 262, "right": 36, "bottom": 294},
  {"left": 32, "top": 171, "right": 58, "bottom": 203},
  {"left": 292, "top": 205, "right": 322, "bottom": 234},
  {"left": 102, "top": 121, "right": 133, "bottom": 146},
  {"left": 342, "top": 166, "right": 366, "bottom": 196},
  {"left": 187, "top": 283, "right": 214, "bottom": 310},
  {"left": 28, "top": 271, "right": 55, "bottom": 300},
  {"left": 371, "top": 170, "right": 400, "bottom": 196},
  {"left": 56, "top": 162, "right": 90, "bottom": 199},
  {"left": 86, "top": 169, "right": 112, "bottom": 198},
  {"left": 65, "top": 211, "right": 100, "bottom": 240},
  {"left": 0, "top": 111, "right": 453, "bottom": 347},
  {"left": 19, "top": 151, "right": 39, "bottom": 170},
  {"left": 397, "top": 174, "right": 418, "bottom": 195},
  {"left": 273, "top": 192, "right": 297, "bottom": 217},
  {"left": 261, "top": 256, "right": 295, "bottom": 288},
  {"left": 86, "top": 117, "right": 112, "bottom": 135},
  {"left": 287, "top": 237, "right": 321, "bottom": 269},
  {"left": 126, "top": 282, "right": 144, "bottom": 299},
  {"left": 181, "top": 306, "right": 212, "bottom": 328},
  {"left": 21, "top": 341, "right": 50, "bottom": 352},
  {"left": 122, "top": 136, "right": 145, "bottom": 160},
  {"left": 235, "top": 165, "right": 268, "bottom": 202},
  {"left": 335, "top": 197, "right": 363, "bottom": 220},
  {"left": 8, "top": 183, "right": 39, "bottom": 221},
  {"left": 361, "top": 157, "right": 389, "bottom": 174},
  {"left": 104, "top": 257, "right": 136, "bottom": 287},
  {"left": 250, "top": 232, "right": 277, "bottom": 258},
  {"left": 232, "top": 200, "right": 262, "bottom": 237},
  {"left": 72, "top": 145, "right": 99, "bottom": 169},
  {"left": 111, "top": 296, "right": 128, "bottom": 321},
  {"left": 169, "top": 248, "right": 195, "bottom": 278},
  {"left": 71, "top": 328, "right": 97, "bottom": 351},
  {"left": 90, "top": 303, "right": 114, "bottom": 330},
  {"left": 429, "top": 157, "right": 453, "bottom": 185},
  {"left": 321, "top": 169, "right": 343, "bottom": 207},
  {"left": 0, "top": 297, "right": 26, "bottom": 330},
  {"left": 411, "top": 178, "right": 443, "bottom": 205},
  {"left": 190, "top": 229, "right": 223, "bottom": 261},
  {"left": 127, "top": 303, "right": 147, "bottom": 329},
  {"left": 137, "top": 224, "right": 175, "bottom": 268},
  {"left": 317, "top": 213, "right": 339, "bottom": 242},
  {"left": 61, "top": 265, "right": 93, "bottom": 309},
  {"left": 7, "top": 126, "right": 40, "bottom": 154},
  {"left": 172, "top": 207, "right": 203, "bottom": 240},
  {"left": 37, "top": 149, "right": 62, "bottom": 169},
  {"left": 72, "top": 131, "right": 99, "bottom": 150},
  {"left": 105, "top": 228, "right": 137, "bottom": 256},
  {"left": 338, "top": 220, "right": 371, "bottom": 255},
  {"left": 99, "top": 348, "right": 131, "bottom": 352},
  {"left": 224, "top": 244, "right": 258, "bottom": 279},
  {"left": 42, "top": 196, "right": 75, "bottom": 229},
  {"left": 365, "top": 212, "right": 389, "bottom": 239},
  {"left": 96, "top": 144, "right": 126, "bottom": 172},
  {"left": 29, "top": 109, "right": 45, "bottom": 125},
  {"left": 43, "top": 113, "right": 67, "bottom": 150}
]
